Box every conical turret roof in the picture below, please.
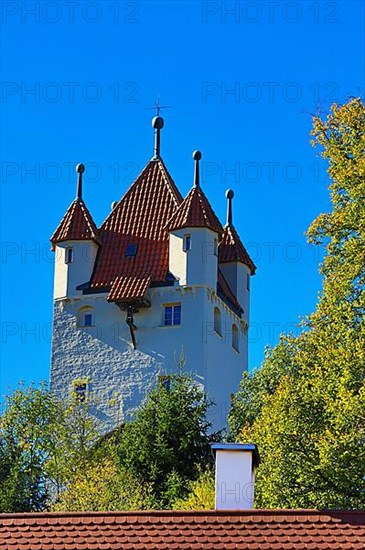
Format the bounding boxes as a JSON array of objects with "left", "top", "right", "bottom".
[
  {"left": 51, "top": 198, "right": 100, "bottom": 249},
  {"left": 165, "top": 185, "right": 223, "bottom": 234},
  {"left": 219, "top": 224, "right": 256, "bottom": 275}
]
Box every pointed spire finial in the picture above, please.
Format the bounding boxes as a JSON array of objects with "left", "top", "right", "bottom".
[
  {"left": 152, "top": 115, "right": 164, "bottom": 159},
  {"left": 148, "top": 97, "right": 172, "bottom": 160},
  {"left": 225, "top": 189, "right": 234, "bottom": 226},
  {"left": 76, "top": 163, "right": 85, "bottom": 200},
  {"left": 193, "top": 150, "right": 202, "bottom": 187}
]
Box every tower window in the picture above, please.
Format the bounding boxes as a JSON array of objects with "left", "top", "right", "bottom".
[
  {"left": 74, "top": 382, "right": 87, "bottom": 403},
  {"left": 214, "top": 307, "right": 222, "bottom": 336},
  {"left": 247, "top": 273, "right": 250, "bottom": 291},
  {"left": 84, "top": 313, "right": 93, "bottom": 327},
  {"left": 214, "top": 238, "right": 218, "bottom": 256},
  {"left": 183, "top": 234, "right": 191, "bottom": 251},
  {"left": 164, "top": 303, "right": 181, "bottom": 326},
  {"left": 78, "top": 307, "right": 94, "bottom": 328},
  {"left": 125, "top": 243, "right": 138, "bottom": 257},
  {"left": 232, "top": 324, "right": 239, "bottom": 352},
  {"left": 65, "top": 247, "right": 73, "bottom": 264}
]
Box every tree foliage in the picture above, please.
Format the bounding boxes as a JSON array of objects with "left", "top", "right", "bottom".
[
  {"left": 173, "top": 468, "right": 215, "bottom": 510},
  {"left": 0, "top": 383, "right": 62, "bottom": 512},
  {"left": 229, "top": 98, "right": 365, "bottom": 509},
  {"left": 0, "top": 372, "right": 216, "bottom": 512},
  {"left": 52, "top": 457, "right": 145, "bottom": 512},
  {"left": 116, "top": 373, "right": 216, "bottom": 509}
]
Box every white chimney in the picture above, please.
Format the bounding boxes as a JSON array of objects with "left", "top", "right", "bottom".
[{"left": 211, "top": 443, "right": 260, "bottom": 510}]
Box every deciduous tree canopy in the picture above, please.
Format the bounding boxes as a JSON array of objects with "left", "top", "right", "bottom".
[
  {"left": 0, "top": 373, "right": 216, "bottom": 512},
  {"left": 229, "top": 98, "right": 365, "bottom": 509}
]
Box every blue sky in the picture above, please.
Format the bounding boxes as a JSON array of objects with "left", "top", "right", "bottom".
[{"left": 1, "top": 0, "right": 364, "bottom": 399}]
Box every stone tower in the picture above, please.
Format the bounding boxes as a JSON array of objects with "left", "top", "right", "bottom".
[{"left": 50, "top": 117, "right": 256, "bottom": 432}]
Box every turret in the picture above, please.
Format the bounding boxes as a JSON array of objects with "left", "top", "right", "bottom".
[
  {"left": 166, "top": 151, "right": 222, "bottom": 289},
  {"left": 50, "top": 163, "right": 100, "bottom": 299},
  {"left": 219, "top": 190, "right": 256, "bottom": 323}
]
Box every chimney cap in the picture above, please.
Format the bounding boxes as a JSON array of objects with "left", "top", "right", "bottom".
[{"left": 211, "top": 443, "right": 260, "bottom": 469}]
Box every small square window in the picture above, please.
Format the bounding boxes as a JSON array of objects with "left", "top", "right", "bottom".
[
  {"left": 125, "top": 243, "right": 137, "bottom": 257},
  {"left": 84, "top": 313, "right": 93, "bottom": 327},
  {"left": 164, "top": 304, "right": 181, "bottom": 326},
  {"left": 65, "top": 247, "right": 73, "bottom": 264},
  {"left": 74, "top": 383, "right": 87, "bottom": 403},
  {"left": 183, "top": 234, "right": 191, "bottom": 251}
]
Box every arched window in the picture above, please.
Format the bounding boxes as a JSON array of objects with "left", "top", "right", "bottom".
[
  {"left": 214, "top": 307, "right": 222, "bottom": 336},
  {"left": 77, "top": 306, "right": 94, "bottom": 328},
  {"left": 232, "top": 324, "right": 239, "bottom": 352}
]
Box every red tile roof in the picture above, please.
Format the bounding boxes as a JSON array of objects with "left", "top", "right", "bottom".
[
  {"left": 51, "top": 198, "right": 100, "bottom": 249},
  {"left": 1, "top": 509, "right": 364, "bottom": 549},
  {"left": 219, "top": 225, "right": 256, "bottom": 275},
  {"left": 166, "top": 186, "right": 223, "bottom": 235},
  {"left": 90, "top": 159, "right": 183, "bottom": 303},
  {"left": 51, "top": 157, "right": 250, "bottom": 311},
  {"left": 108, "top": 275, "right": 152, "bottom": 303}
]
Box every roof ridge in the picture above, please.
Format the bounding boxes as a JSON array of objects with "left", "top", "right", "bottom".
[
  {"left": 1, "top": 509, "right": 364, "bottom": 519},
  {"left": 155, "top": 158, "right": 183, "bottom": 205},
  {"left": 99, "top": 159, "right": 182, "bottom": 231}
]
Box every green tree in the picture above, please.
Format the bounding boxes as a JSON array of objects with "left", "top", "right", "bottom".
[
  {"left": 0, "top": 383, "right": 105, "bottom": 512},
  {"left": 0, "top": 383, "right": 61, "bottom": 512},
  {"left": 229, "top": 98, "right": 365, "bottom": 509},
  {"left": 173, "top": 468, "right": 215, "bottom": 510},
  {"left": 116, "top": 372, "right": 217, "bottom": 508},
  {"left": 52, "top": 455, "right": 146, "bottom": 512},
  {"left": 0, "top": 373, "right": 216, "bottom": 512},
  {"left": 51, "top": 370, "right": 218, "bottom": 511},
  {"left": 46, "top": 393, "right": 101, "bottom": 500}
]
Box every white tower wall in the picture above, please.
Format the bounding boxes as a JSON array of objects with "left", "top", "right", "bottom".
[
  {"left": 169, "top": 227, "right": 218, "bottom": 289},
  {"left": 50, "top": 283, "right": 247, "bottom": 433},
  {"left": 53, "top": 240, "right": 98, "bottom": 299}
]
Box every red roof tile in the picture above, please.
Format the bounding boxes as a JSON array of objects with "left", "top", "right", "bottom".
[
  {"left": 0, "top": 510, "right": 364, "bottom": 549},
  {"left": 90, "top": 159, "right": 183, "bottom": 302},
  {"left": 166, "top": 186, "right": 223, "bottom": 234},
  {"left": 219, "top": 225, "right": 256, "bottom": 275},
  {"left": 108, "top": 275, "right": 152, "bottom": 303},
  {"left": 51, "top": 156, "right": 253, "bottom": 311},
  {"left": 51, "top": 199, "right": 100, "bottom": 249}
]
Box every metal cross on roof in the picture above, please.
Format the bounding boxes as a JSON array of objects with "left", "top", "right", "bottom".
[{"left": 147, "top": 97, "right": 172, "bottom": 116}]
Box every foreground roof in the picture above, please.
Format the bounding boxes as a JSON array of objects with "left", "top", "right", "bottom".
[
  {"left": 1, "top": 509, "right": 364, "bottom": 549},
  {"left": 51, "top": 198, "right": 100, "bottom": 248}
]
